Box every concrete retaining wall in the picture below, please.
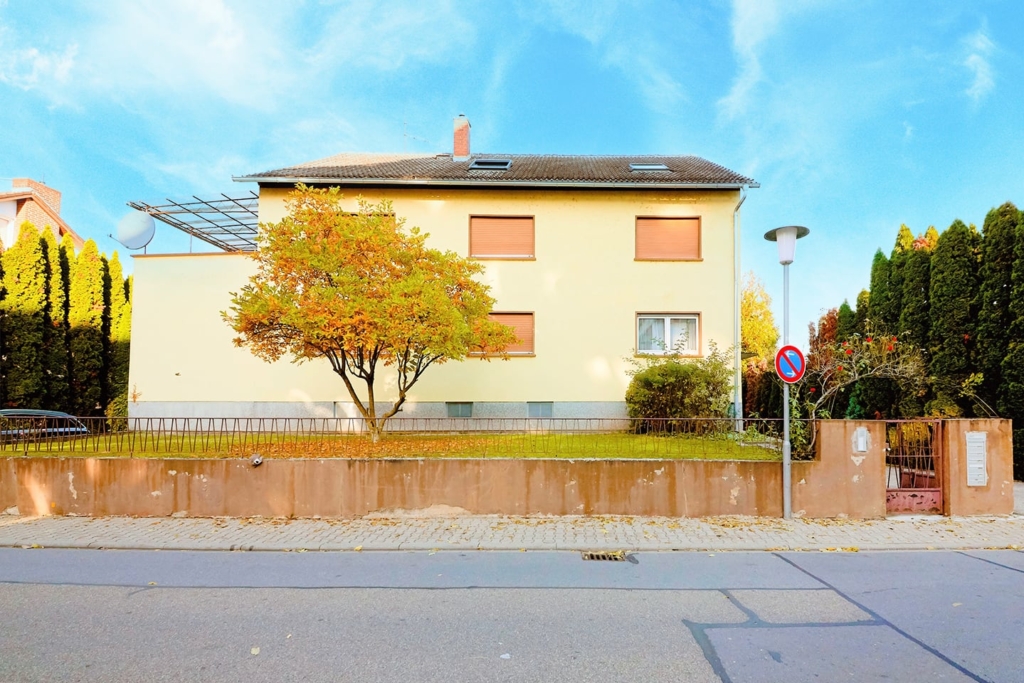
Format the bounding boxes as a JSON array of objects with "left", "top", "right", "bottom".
[{"left": 0, "top": 420, "right": 1009, "bottom": 519}]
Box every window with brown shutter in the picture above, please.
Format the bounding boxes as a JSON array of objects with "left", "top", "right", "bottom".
[
  {"left": 635, "top": 217, "right": 701, "bottom": 261},
  {"left": 488, "top": 312, "right": 534, "bottom": 354},
  {"left": 469, "top": 216, "right": 535, "bottom": 259}
]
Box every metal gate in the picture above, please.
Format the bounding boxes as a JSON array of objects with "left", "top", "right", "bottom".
[{"left": 885, "top": 420, "right": 943, "bottom": 515}]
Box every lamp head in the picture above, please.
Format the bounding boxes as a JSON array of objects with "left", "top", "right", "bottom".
[{"left": 764, "top": 225, "right": 810, "bottom": 265}]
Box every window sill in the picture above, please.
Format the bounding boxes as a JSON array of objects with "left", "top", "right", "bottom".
[
  {"left": 471, "top": 256, "right": 536, "bottom": 261},
  {"left": 469, "top": 352, "right": 536, "bottom": 358},
  {"left": 634, "top": 258, "right": 704, "bottom": 262}
]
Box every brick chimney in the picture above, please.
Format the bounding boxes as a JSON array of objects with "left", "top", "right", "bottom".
[
  {"left": 453, "top": 115, "right": 471, "bottom": 160},
  {"left": 13, "top": 178, "right": 61, "bottom": 214}
]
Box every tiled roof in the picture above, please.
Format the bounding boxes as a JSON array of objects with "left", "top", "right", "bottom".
[{"left": 238, "top": 153, "right": 756, "bottom": 188}]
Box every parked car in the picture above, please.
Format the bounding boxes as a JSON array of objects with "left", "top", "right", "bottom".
[{"left": 0, "top": 409, "right": 90, "bottom": 445}]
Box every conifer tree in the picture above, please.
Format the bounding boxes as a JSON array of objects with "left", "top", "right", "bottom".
[
  {"left": 40, "top": 230, "right": 70, "bottom": 411},
  {"left": 0, "top": 241, "right": 5, "bottom": 405},
  {"left": 868, "top": 250, "right": 893, "bottom": 330},
  {"left": 863, "top": 241, "right": 904, "bottom": 416},
  {"left": 837, "top": 300, "right": 856, "bottom": 341},
  {"left": 0, "top": 224, "right": 48, "bottom": 407},
  {"left": 69, "top": 240, "right": 106, "bottom": 416},
  {"left": 999, "top": 209, "right": 1024, "bottom": 426},
  {"left": 887, "top": 225, "right": 915, "bottom": 332},
  {"left": 929, "top": 220, "right": 981, "bottom": 414},
  {"left": 106, "top": 252, "right": 131, "bottom": 414},
  {"left": 854, "top": 289, "right": 870, "bottom": 335},
  {"left": 999, "top": 209, "right": 1024, "bottom": 478},
  {"left": 898, "top": 237, "right": 932, "bottom": 358},
  {"left": 976, "top": 202, "right": 1019, "bottom": 411}
]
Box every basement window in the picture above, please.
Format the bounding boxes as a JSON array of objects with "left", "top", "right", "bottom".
[
  {"left": 447, "top": 402, "right": 473, "bottom": 418},
  {"left": 469, "top": 159, "right": 512, "bottom": 171},
  {"left": 629, "top": 163, "right": 670, "bottom": 171},
  {"left": 528, "top": 402, "right": 553, "bottom": 418}
]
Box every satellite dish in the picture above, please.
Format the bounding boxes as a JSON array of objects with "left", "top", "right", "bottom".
[{"left": 115, "top": 210, "right": 156, "bottom": 250}]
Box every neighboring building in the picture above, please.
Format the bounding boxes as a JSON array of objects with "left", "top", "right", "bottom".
[
  {"left": 128, "top": 117, "right": 757, "bottom": 419},
  {"left": 0, "top": 178, "right": 85, "bottom": 250}
]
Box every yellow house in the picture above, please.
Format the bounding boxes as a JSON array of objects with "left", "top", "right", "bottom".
[{"left": 128, "top": 117, "right": 757, "bottom": 420}]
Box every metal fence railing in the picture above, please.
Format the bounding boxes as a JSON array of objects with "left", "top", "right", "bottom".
[{"left": 0, "top": 415, "right": 816, "bottom": 460}]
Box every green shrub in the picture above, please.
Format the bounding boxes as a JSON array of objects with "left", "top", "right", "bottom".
[
  {"left": 625, "top": 343, "right": 732, "bottom": 431},
  {"left": 105, "top": 391, "right": 128, "bottom": 432}
]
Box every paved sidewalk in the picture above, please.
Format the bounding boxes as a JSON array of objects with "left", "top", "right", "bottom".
[{"left": 1, "top": 513, "right": 1022, "bottom": 552}]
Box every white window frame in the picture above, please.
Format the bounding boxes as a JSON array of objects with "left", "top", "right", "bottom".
[{"left": 636, "top": 314, "right": 700, "bottom": 356}]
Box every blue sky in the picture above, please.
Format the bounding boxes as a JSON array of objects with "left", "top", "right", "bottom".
[{"left": 2, "top": 0, "right": 1022, "bottom": 342}]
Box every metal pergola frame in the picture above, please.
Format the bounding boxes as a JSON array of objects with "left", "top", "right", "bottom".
[{"left": 127, "top": 191, "right": 260, "bottom": 252}]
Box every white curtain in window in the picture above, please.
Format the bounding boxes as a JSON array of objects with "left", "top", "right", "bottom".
[
  {"left": 670, "top": 317, "right": 697, "bottom": 352},
  {"left": 638, "top": 317, "right": 664, "bottom": 352}
]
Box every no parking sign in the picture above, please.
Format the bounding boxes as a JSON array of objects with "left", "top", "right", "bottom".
[{"left": 774, "top": 345, "right": 806, "bottom": 384}]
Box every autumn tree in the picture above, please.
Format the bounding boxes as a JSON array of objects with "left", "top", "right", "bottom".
[
  {"left": 806, "top": 308, "right": 850, "bottom": 417},
  {"left": 225, "top": 186, "right": 517, "bottom": 441},
  {"left": 803, "top": 328, "right": 926, "bottom": 421},
  {"left": 0, "top": 224, "right": 48, "bottom": 407},
  {"left": 69, "top": 240, "right": 107, "bottom": 416},
  {"left": 740, "top": 272, "right": 778, "bottom": 366},
  {"left": 928, "top": 219, "right": 981, "bottom": 415}
]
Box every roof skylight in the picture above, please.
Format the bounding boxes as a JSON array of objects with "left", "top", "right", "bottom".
[
  {"left": 629, "top": 163, "right": 670, "bottom": 171},
  {"left": 469, "top": 159, "right": 512, "bottom": 170}
]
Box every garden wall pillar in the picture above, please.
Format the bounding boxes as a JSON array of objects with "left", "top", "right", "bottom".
[{"left": 941, "top": 419, "right": 1014, "bottom": 516}]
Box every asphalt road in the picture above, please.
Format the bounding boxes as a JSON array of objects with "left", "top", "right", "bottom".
[{"left": 1, "top": 548, "right": 1023, "bottom": 682}]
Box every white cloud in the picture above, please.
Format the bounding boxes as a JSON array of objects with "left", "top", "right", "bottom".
[
  {"left": 520, "top": 0, "right": 686, "bottom": 113},
  {"left": 311, "top": 0, "right": 475, "bottom": 72},
  {"left": 0, "top": 43, "right": 76, "bottom": 89},
  {"left": 718, "top": 0, "right": 780, "bottom": 120},
  {"left": 77, "top": 0, "right": 295, "bottom": 109},
  {"left": 962, "top": 28, "right": 995, "bottom": 103},
  {"left": 0, "top": 16, "right": 77, "bottom": 95}
]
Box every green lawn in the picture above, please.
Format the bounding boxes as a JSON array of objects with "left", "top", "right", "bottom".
[{"left": 0, "top": 430, "right": 782, "bottom": 461}]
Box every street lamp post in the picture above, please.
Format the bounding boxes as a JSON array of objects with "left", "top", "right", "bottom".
[{"left": 764, "top": 225, "right": 810, "bottom": 520}]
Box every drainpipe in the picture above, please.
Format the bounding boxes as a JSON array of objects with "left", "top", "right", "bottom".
[{"left": 733, "top": 187, "right": 747, "bottom": 431}]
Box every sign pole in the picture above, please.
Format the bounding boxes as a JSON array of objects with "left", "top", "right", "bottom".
[{"left": 782, "top": 262, "right": 791, "bottom": 520}]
